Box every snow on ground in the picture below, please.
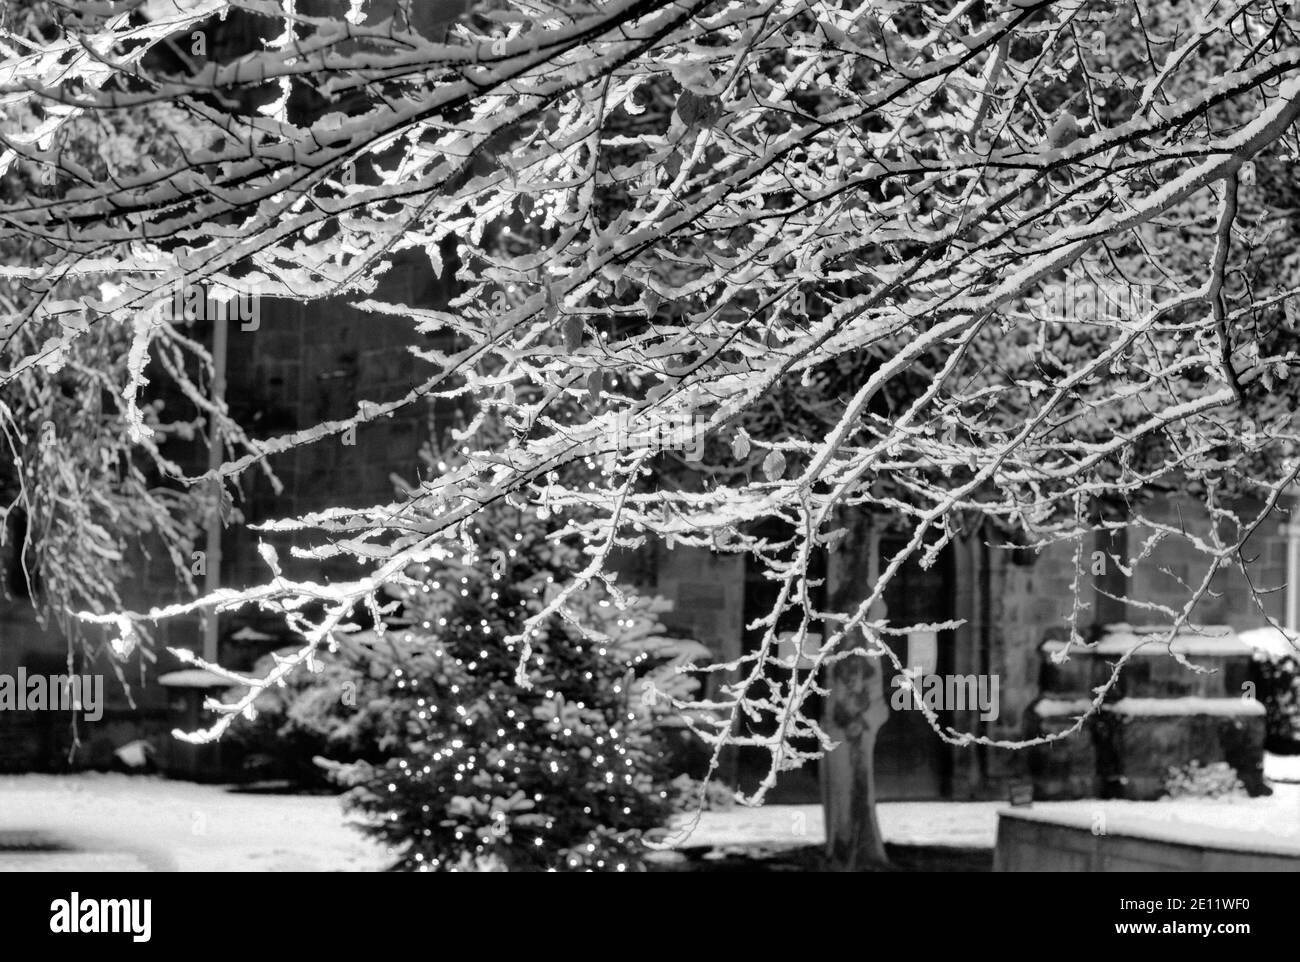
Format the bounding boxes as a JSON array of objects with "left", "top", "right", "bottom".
[
  {"left": 1268, "top": 752, "right": 1300, "bottom": 782},
  {"left": 0, "top": 774, "right": 390, "bottom": 871},
  {"left": 666, "top": 753, "right": 1300, "bottom": 852},
  {"left": 2, "top": 754, "right": 1297, "bottom": 870},
  {"left": 663, "top": 800, "right": 1004, "bottom": 850}
]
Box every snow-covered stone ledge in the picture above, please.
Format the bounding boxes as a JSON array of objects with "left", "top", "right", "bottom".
[
  {"left": 993, "top": 807, "right": 1300, "bottom": 872},
  {"left": 1029, "top": 625, "right": 1270, "bottom": 799}
]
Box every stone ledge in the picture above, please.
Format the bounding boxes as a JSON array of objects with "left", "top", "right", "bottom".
[
  {"left": 994, "top": 808, "right": 1300, "bottom": 871},
  {"left": 1041, "top": 623, "right": 1253, "bottom": 659},
  {"left": 1103, "top": 697, "right": 1265, "bottom": 717}
]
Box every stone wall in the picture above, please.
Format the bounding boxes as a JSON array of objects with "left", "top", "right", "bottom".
[
  {"left": 222, "top": 250, "right": 452, "bottom": 605},
  {"left": 995, "top": 809, "right": 1300, "bottom": 872},
  {"left": 980, "top": 486, "right": 1294, "bottom": 801},
  {"left": 1126, "top": 489, "right": 1289, "bottom": 629}
]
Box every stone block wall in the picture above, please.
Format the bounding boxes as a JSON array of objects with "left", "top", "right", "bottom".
[
  {"left": 995, "top": 808, "right": 1300, "bottom": 871},
  {"left": 1026, "top": 627, "right": 1268, "bottom": 799},
  {"left": 1126, "top": 490, "right": 1290, "bottom": 629}
]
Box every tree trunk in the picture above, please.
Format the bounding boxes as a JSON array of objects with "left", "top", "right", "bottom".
[{"left": 821, "top": 510, "right": 891, "bottom": 870}]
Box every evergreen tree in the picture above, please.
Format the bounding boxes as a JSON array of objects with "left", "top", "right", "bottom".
[{"left": 333, "top": 499, "right": 703, "bottom": 872}]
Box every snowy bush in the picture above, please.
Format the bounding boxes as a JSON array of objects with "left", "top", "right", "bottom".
[
  {"left": 1163, "top": 760, "right": 1247, "bottom": 800},
  {"left": 666, "top": 774, "right": 737, "bottom": 813},
  {"left": 229, "top": 639, "right": 389, "bottom": 786}
]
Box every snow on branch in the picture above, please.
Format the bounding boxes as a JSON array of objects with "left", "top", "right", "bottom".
[{"left": 3, "top": 0, "right": 1300, "bottom": 799}]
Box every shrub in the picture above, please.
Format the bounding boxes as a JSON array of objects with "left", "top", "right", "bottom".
[
  {"left": 1163, "top": 760, "right": 1247, "bottom": 800},
  {"left": 228, "top": 636, "right": 401, "bottom": 786},
  {"left": 666, "top": 773, "right": 737, "bottom": 813},
  {"left": 1254, "top": 651, "right": 1300, "bottom": 754}
]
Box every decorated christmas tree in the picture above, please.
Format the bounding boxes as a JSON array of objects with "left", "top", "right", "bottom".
[{"left": 331, "top": 495, "right": 705, "bottom": 872}]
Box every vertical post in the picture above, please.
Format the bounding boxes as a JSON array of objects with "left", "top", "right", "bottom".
[{"left": 203, "top": 312, "right": 228, "bottom": 664}]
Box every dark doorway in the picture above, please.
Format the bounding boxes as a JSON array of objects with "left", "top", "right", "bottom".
[
  {"left": 873, "top": 534, "right": 957, "bottom": 800},
  {"left": 727, "top": 524, "right": 957, "bottom": 803},
  {"left": 726, "top": 519, "right": 828, "bottom": 802}
]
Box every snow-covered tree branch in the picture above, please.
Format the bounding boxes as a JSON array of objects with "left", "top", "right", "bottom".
[{"left": 4, "top": 0, "right": 1300, "bottom": 846}]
